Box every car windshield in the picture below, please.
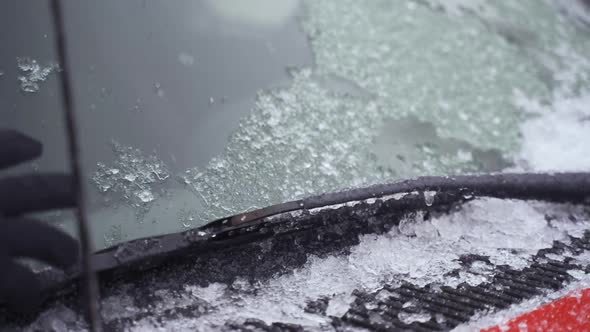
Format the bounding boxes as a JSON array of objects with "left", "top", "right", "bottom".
[
  {"left": 2, "top": 1, "right": 590, "bottom": 250},
  {"left": 3, "top": 1, "right": 590, "bottom": 331}
]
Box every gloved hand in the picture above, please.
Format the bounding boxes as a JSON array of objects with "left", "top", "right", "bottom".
[{"left": 0, "top": 129, "right": 79, "bottom": 313}]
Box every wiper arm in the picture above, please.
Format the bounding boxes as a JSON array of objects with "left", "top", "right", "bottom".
[{"left": 25, "top": 172, "right": 590, "bottom": 311}]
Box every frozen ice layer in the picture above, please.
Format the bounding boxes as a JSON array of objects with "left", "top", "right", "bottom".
[
  {"left": 302, "top": 0, "right": 546, "bottom": 153},
  {"left": 180, "top": 69, "right": 512, "bottom": 228},
  {"left": 177, "top": 0, "right": 590, "bottom": 230},
  {"left": 180, "top": 69, "right": 386, "bottom": 224}
]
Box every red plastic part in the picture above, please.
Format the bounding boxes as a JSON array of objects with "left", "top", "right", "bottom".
[{"left": 481, "top": 288, "right": 590, "bottom": 332}]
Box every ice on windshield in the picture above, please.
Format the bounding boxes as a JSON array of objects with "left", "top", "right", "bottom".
[
  {"left": 92, "top": 0, "right": 590, "bottom": 231},
  {"left": 79, "top": 0, "right": 590, "bottom": 248},
  {"left": 92, "top": 141, "right": 171, "bottom": 219},
  {"left": 16, "top": 57, "right": 60, "bottom": 93},
  {"left": 34, "top": 0, "right": 590, "bottom": 330}
]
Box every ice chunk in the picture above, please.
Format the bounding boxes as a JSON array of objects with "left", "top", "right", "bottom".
[
  {"left": 326, "top": 293, "right": 356, "bottom": 317},
  {"left": 16, "top": 57, "right": 60, "bottom": 93},
  {"left": 375, "top": 289, "right": 398, "bottom": 302},
  {"left": 458, "top": 271, "right": 490, "bottom": 286},
  {"left": 92, "top": 141, "right": 170, "bottom": 219},
  {"left": 544, "top": 253, "right": 566, "bottom": 261},
  {"left": 423, "top": 191, "right": 436, "bottom": 206},
  {"left": 398, "top": 311, "right": 432, "bottom": 324},
  {"left": 136, "top": 189, "right": 155, "bottom": 203}
]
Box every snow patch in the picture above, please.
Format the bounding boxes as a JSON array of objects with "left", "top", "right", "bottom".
[
  {"left": 122, "top": 199, "right": 589, "bottom": 331},
  {"left": 453, "top": 276, "right": 590, "bottom": 332}
]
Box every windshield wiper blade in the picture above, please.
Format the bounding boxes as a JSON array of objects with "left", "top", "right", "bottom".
[{"left": 20, "top": 172, "right": 590, "bottom": 311}]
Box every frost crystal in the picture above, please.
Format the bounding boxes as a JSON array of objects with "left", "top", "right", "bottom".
[
  {"left": 92, "top": 141, "right": 170, "bottom": 219},
  {"left": 17, "top": 57, "right": 60, "bottom": 93}
]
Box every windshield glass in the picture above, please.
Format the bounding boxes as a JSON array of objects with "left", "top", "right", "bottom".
[{"left": 2, "top": 0, "right": 590, "bottom": 252}]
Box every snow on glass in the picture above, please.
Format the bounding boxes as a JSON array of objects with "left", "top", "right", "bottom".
[{"left": 17, "top": 0, "right": 590, "bottom": 330}]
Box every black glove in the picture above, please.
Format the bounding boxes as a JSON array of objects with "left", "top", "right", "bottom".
[{"left": 0, "top": 129, "right": 79, "bottom": 313}]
